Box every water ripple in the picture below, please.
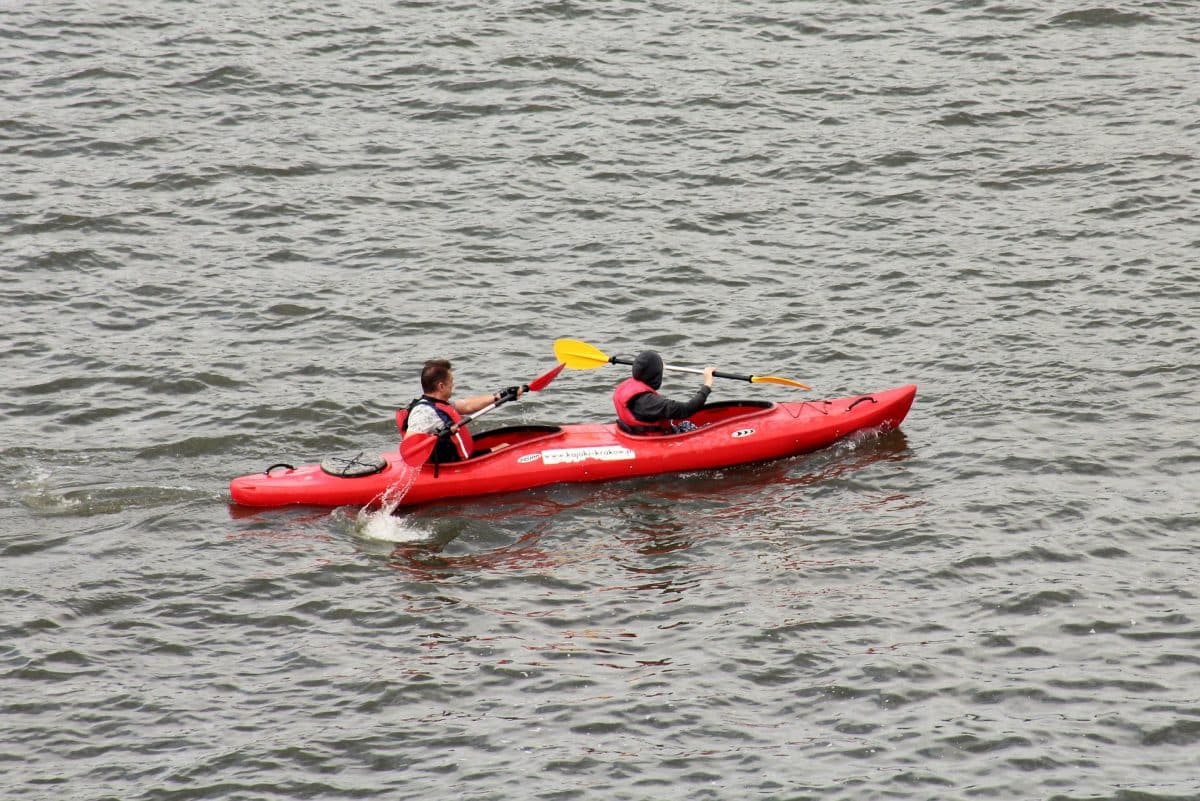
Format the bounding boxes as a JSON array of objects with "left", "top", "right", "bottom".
[{"left": 2, "top": 1, "right": 1199, "bottom": 799}]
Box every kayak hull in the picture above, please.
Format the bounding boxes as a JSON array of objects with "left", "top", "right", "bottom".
[{"left": 228, "top": 384, "right": 916, "bottom": 509}]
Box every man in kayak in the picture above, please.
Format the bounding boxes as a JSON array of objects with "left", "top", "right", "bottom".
[
  {"left": 613, "top": 350, "right": 715, "bottom": 434},
  {"left": 400, "top": 359, "right": 523, "bottom": 462}
]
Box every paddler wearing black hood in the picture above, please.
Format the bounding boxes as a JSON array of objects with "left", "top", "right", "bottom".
[{"left": 612, "top": 350, "right": 715, "bottom": 434}]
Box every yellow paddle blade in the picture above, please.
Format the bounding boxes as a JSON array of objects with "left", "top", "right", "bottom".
[
  {"left": 553, "top": 338, "right": 613, "bottom": 370},
  {"left": 555, "top": 338, "right": 813, "bottom": 390},
  {"left": 751, "top": 375, "right": 812, "bottom": 390}
]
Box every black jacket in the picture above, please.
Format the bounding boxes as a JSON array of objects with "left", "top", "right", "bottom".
[{"left": 627, "top": 350, "right": 710, "bottom": 422}]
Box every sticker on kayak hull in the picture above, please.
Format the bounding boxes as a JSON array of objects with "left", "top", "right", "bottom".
[
  {"left": 732, "top": 428, "right": 756, "bottom": 438},
  {"left": 541, "top": 445, "right": 636, "bottom": 465}
]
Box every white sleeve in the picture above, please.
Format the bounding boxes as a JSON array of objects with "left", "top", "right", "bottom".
[{"left": 404, "top": 404, "right": 442, "bottom": 435}]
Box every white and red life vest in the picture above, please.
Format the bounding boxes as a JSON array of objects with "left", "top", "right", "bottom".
[
  {"left": 612, "top": 377, "right": 674, "bottom": 434},
  {"left": 398, "top": 397, "right": 475, "bottom": 461}
]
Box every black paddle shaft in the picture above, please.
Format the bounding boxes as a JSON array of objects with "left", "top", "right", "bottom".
[{"left": 608, "top": 356, "right": 750, "bottom": 383}]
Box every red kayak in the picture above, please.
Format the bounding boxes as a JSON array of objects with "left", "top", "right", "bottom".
[{"left": 228, "top": 384, "right": 916, "bottom": 509}]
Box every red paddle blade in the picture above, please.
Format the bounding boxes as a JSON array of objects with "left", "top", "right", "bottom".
[
  {"left": 528, "top": 362, "right": 565, "bottom": 392},
  {"left": 399, "top": 433, "right": 437, "bottom": 466}
]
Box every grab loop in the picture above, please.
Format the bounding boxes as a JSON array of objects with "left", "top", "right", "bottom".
[
  {"left": 848, "top": 396, "right": 876, "bottom": 411},
  {"left": 265, "top": 463, "right": 295, "bottom": 475}
]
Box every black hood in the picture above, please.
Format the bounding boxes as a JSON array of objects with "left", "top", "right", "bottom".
[{"left": 632, "top": 350, "right": 663, "bottom": 390}]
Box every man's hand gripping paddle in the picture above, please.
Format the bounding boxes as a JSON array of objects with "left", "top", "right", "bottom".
[{"left": 399, "top": 363, "right": 565, "bottom": 466}]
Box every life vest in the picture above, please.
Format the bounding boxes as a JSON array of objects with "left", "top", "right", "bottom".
[
  {"left": 612, "top": 378, "right": 674, "bottom": 434},
  {"left": 400, "top": 396, "right": 475, "bottom": 462}
]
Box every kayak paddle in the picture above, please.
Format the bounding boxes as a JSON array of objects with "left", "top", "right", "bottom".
[
  {"left": 553, "top": 338, "right": 811, "bottom": 390},
  {"left": 399, "top": 363, "right": 565, "bottom": 467}
]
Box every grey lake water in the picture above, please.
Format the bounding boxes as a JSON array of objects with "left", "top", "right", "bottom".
[{"left": 2, "top": 1, "right": 1198, "bottom": 799}]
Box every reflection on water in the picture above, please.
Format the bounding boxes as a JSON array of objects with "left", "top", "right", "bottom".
[
  {"left": 383, "top": 528, "right": 561, "bottom": 581},
  {"left": 222, "top": 429, "right": 915, "bottom": 589},
  {"left": 368, "top": 429, "right": 915, "bottom": 580},
  {"left": 612, "top": 498, "right": 693, "bottom": 556}
]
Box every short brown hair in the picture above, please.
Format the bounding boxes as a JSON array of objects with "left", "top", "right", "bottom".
[{"left": 421, "top": 359, "right": 452, "bottom": 393}]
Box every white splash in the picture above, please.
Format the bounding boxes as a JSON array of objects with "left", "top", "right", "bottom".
[{"left": 352, "top": 463, "right": 431, "bottom": 543}]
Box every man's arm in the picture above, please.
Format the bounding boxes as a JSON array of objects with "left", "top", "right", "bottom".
[
  {"left": 629, "top": 385, "right": 711, "bottom": 422},
  {"left": 453, "top": 393, "right": 497, "bottom": 416},
  {"left": 454, "top": 386, "right": 525, "bottom": 415}
]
